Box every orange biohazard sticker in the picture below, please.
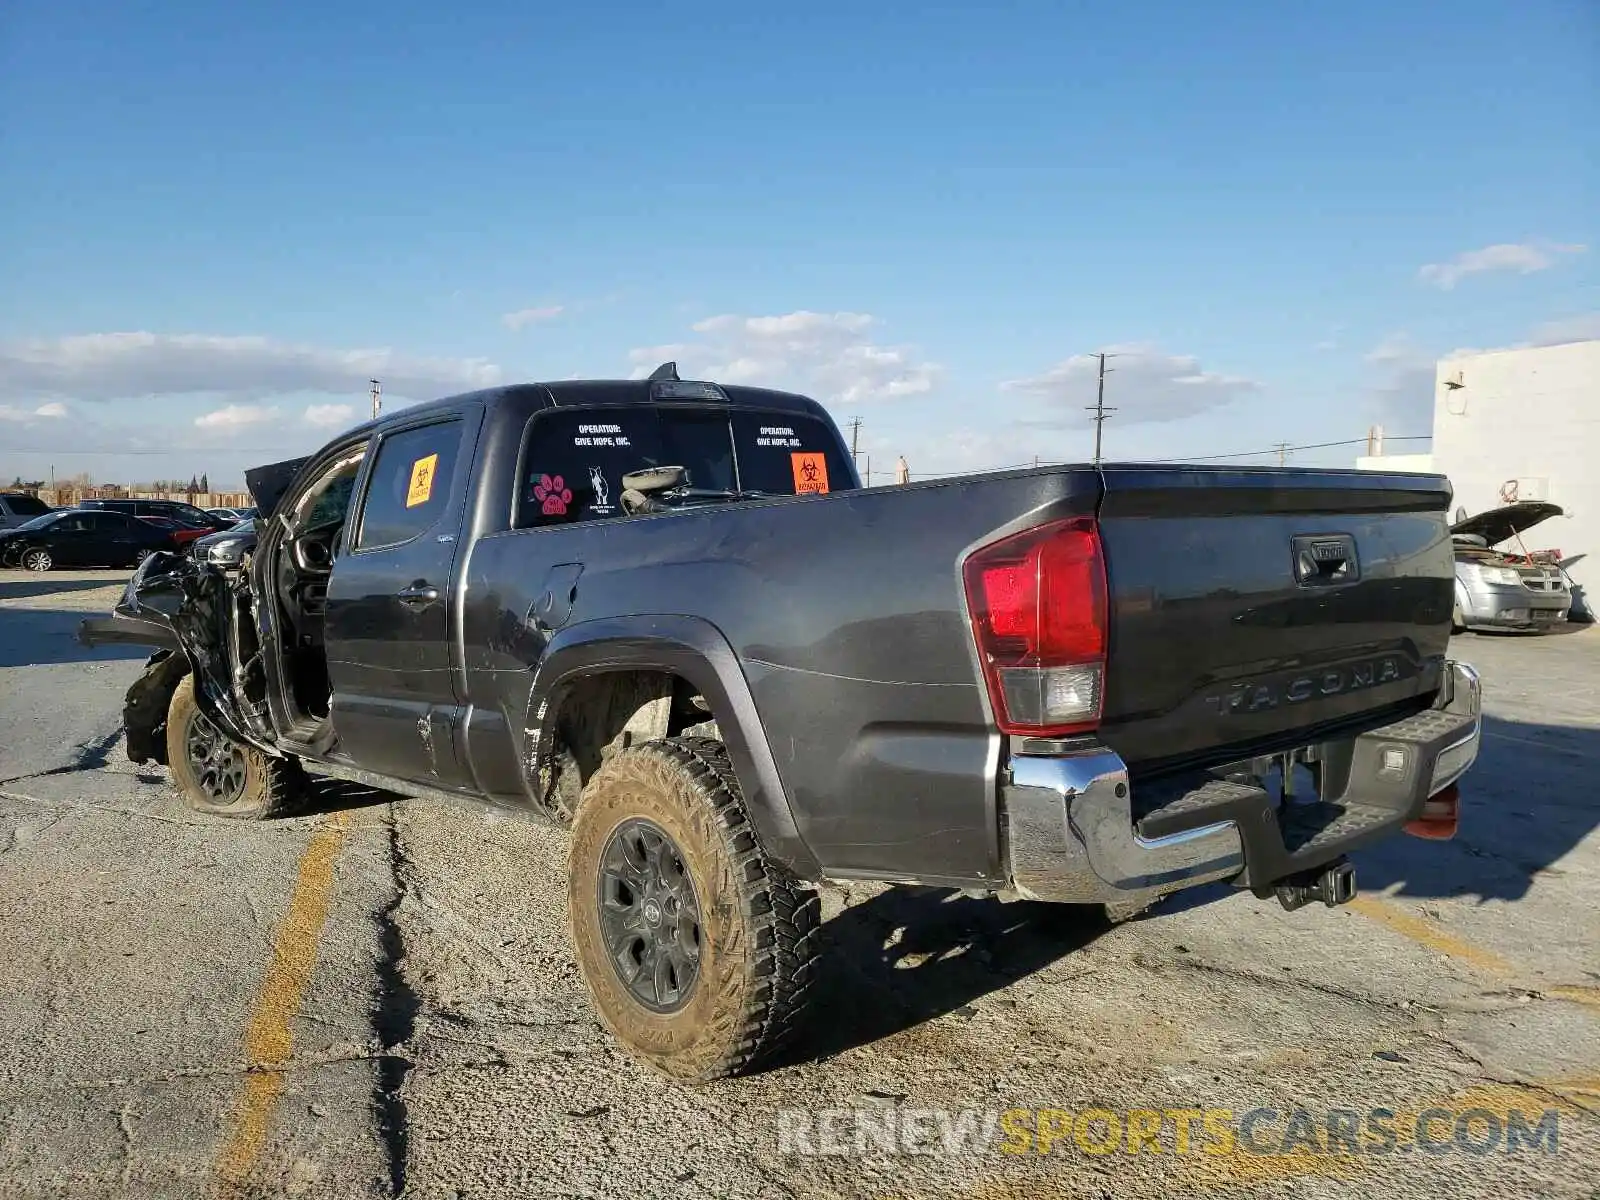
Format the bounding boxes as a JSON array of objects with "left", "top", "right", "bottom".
[
  {"left": 791, "top": 452, "right": 829, "bottom": 495},
  {"left": 405, "top": 454, "right": 439, "bottom": 508}
]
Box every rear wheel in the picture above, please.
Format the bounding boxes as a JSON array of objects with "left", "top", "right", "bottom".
[
  {"left": 567, "top": 737, "right": 820, "bottom": 1082},
  {"left": 20, "top": 548, "right": 52, "bottom": 572},
  {"left": 131, "top": 548, "right": 155, "bottom": 567},
  {"left": 165, "top": 675, "right": 304, "bottom": 819}
]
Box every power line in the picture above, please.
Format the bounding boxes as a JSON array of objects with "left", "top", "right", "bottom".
[{"left": 905, "top": 435, "right": 1433, "bottom": 479}]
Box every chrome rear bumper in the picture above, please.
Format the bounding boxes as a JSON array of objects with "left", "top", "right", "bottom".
[{"left": 1003, "top": 659, "right": 1482, "bottom": 905}]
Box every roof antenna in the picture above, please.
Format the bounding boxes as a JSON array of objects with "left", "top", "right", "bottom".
[{"left": 647, "top": 361, "right": 680, "bottom": 382}]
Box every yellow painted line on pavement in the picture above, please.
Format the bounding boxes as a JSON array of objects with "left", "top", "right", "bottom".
[
  {"left": 1345, "top": 895, "right": 1518, "bottom": 977},
  {"left": 1349, "top": 896, "right": 1600, "bottom": 1015},
  {"left": 213, "top": 811, "right": 351, "bottom": 1196}
]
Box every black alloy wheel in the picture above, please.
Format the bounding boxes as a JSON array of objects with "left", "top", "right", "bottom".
[
  {"left": 596, "top": 817, "right": 703, "bottom": 1013},
  {"left": 184, "top": 709, "right": 248, "bottom": 806}
]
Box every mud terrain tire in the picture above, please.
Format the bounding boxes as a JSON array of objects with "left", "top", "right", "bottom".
[
  {"left": 165, "top": 675, "right": 305, "bottom": 819},
  {"left": 568, "top": 737, "right": 820, "bottom": 1082}
]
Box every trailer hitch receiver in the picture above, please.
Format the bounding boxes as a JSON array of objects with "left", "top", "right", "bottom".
[{"left": 1274, "top": 858, "right": 1357, "bottom": 911}]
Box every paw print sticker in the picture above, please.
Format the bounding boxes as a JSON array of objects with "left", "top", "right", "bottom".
[{"left": 534, "top": 473, "right": 573, "bottom": 516}]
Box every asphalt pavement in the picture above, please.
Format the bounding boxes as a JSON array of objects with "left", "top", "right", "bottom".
[{"left": 1, "top": 569, "right": 1596, "bottom": 1199}]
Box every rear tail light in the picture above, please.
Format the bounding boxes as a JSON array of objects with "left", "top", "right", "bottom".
[{"left": 962, "top": 516, "right": 1108, "bottom": 736}]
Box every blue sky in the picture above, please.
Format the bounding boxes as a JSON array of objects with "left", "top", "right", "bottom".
[{"left": 1, "top": 0, "right": 1595, "bottom": 486}]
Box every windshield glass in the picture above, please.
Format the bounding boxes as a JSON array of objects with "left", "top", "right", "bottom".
[{"left": 16, "top": 512, "right": 65, "bottom": 531}]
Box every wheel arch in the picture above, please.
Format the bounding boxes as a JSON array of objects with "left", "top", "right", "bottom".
[{"left": 520, "top": 615, "right": 820, "bottom": 880}]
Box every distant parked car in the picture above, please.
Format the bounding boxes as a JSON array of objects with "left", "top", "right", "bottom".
[
  {"left": 206, "top": 507, "right": 248, "bottom": 524},
  {"left": 79, "top": 498, "right": 232, "bottom": 532},
  {"left": 0, "top": 509, "right": 175, "bottom": 571},
  {"left": 1451, "top": 501, "right": 1573, "bottom": 632},
  {"left": 0, "top": 492, "right": 53, "bottom": 530},
  {"left": 188, "top": 522, "right": 257, "bottom": 568},
  {"left": 138, "top": 516, "right": 211, "bottom": 548}
]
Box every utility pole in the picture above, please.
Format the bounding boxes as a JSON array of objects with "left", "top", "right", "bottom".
[
  {"left": 370, "top": 379, "right": 382, "bottom": 421},
  {"left": 1273, "top": 441, "right": 1291, "bottom": 466},
  {"left": 1086, "top": 353, "right": 1118, "bottom": 465},
  {"left": 846, "top": 416, "right": 862, "bottom": 470}
]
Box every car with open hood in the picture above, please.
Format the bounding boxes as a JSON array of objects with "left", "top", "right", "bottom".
[
  {"left": 79, "top": 367, "right": 1484, "bottom": 1082},
  {"left": 1450, "top": 501, "right": 1572, "bottom": 631}
]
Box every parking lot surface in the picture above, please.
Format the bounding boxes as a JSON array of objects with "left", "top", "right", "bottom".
[{"left": 1, "top": 569, "right": 1596, "bottom": 1199}]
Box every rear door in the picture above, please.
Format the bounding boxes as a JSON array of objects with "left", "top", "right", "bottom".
[
  {"left": 324, "top": 408, "right": 482, "bottom": 783},
  {"left": 1094, "top": 466, "right": 1457, "bottom": 776},
  {"left": 91, "top": 512, "right": 143, "bottom": 563}
]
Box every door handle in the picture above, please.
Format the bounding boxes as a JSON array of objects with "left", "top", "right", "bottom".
[{"left": 397, "top": 584, "right": 440, "bottom": 608}]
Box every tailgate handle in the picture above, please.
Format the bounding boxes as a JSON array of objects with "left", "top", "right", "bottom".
[{"left": 1292, "top": 534, "right": 1359, "bottom": 587}]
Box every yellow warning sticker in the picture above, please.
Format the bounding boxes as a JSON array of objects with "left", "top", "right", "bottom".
[
  {"left": 406, "top": 454, "right": 439, "bottom": 508},
  {"left": 791, "top": 452, "right": 830, "bottom": 495}
]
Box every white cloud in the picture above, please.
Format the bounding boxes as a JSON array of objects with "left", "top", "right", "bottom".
[
  {"left": 0, "top": 401, "right": 69, "bottom": 421},
  {"left": 1528, "top": 312, "right": 1600, "bottom": 347},
  {"left": 0, "top": 401, "right": 70, "bottom": 422},
  {"left": 195, "top": 404, "right": 279, "bottom": 431},
  {"left": 1418, "top": 241, "right": 1586, "bottom": 290},
  {"left": 1362, "top": 332, "right": 1436, "bottom": 432},
  {"left": 1001, "top": 344, "right": 1259, "bottom": 428},
  {"left": 0, "top": 332, "right": 503, "bottom": 404},
  {"left": 501, "top": 305, "right": 565, "bottom": 331},
  {"left": 304, "top": 403, "right": 357, "bottom": 429},
  {"left": 627, "top": 311, "right": 939, "bottom": 404}
]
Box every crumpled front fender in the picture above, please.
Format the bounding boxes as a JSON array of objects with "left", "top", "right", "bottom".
[{"left": 81, "top": 552, "right": 280, "bottom": 756}]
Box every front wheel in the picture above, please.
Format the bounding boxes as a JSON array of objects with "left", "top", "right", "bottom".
[
  {"left": 20, "top": 548, "right": 52, "bottom": 572},
  {"left": 165, "top": 675, "right": 304, "bottom": 818},
  {"left": 567, "top": 737, "right": 820, "bottom": 1082}
]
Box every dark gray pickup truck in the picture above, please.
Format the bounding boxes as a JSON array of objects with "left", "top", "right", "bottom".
[{"left": 83, "top": 364, "right": 1482, "bottom": 1081}]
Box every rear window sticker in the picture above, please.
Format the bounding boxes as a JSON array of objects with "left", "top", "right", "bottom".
[
  {"left": 588, "top": 466, "right": 615, "bottom": 515},
  {"left": 757, "top": 425, "right": 802, "bottom": 448},
  {"left": 405, "top": 454, "right": 439, "bottom": 508},
  {"left": 573, "top": 423, "right": 631, "bottom": 448},
  {"left": 534, "top": 473, "right": 573, "bottom": 517},
  {"left": 790, "top": 452, "right": 830, "bottom": 495}
]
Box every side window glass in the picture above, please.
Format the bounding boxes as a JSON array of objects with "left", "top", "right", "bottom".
[
  {"left": 355, "top": 420, "right": 464, "bottom": 550},
  {"left": 516, "top": 408, "right": 661, "bottom": 528}
]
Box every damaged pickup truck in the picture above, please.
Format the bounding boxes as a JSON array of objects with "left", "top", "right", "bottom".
[{"left": 82, "top": 365, "right": 1483, "bottom": 1081}]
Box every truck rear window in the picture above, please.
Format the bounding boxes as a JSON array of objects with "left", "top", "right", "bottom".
[
  {"left": 517, "top": 406, "right": 852, "bottom": 527},
  {"left": 2, "top": 494, "right": 50, "bottom": 517}
]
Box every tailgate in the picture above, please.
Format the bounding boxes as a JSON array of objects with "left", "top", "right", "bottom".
[{"left": 1094, "top": 465, "right": 1456, "bottom": 776}]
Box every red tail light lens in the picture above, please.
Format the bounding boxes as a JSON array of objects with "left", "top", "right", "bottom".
[{"left": 962, "top": 517, "right": 1107, "bottom": 735}]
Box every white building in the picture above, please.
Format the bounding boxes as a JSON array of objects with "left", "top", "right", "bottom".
[{"left": 1424, "top": 339, "right": 1599, "bottom": 617}]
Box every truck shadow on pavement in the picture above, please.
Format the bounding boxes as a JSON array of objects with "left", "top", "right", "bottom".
[
  {"left": 1354, "top": 713, "right": 1600, "bottom": 903},
  {"left": 0, "top": 576, "right": 127, "bottom": 601},
  {"left": 781, "top": 887, "right": 1112, "bottom": 1067},
  {"left": 0, "top": 608, "right": 149, "bottom": 667}
]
